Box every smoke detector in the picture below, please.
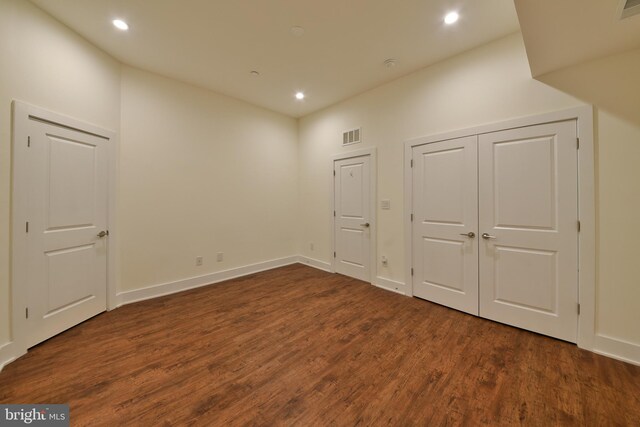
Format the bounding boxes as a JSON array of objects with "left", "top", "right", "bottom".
[
  {"left": 384, "top": 58, "right": 397, "bottom": 68},
  {"left": 290, "top": 26, "right": 305, "bottom": 37}
]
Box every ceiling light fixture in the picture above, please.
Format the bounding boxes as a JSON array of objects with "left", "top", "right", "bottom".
[
  {"left": 290, "top": 26, "right": 305, "bottom": 37},
  {"left": 444, "top": 11, "right": 459, "bottom": 25},
  {"left": 112, "top": 19, "right": 129, "bottom": 30},
  {"left": 384, "top": 58, "right": 397, "bottom": 68},
  {"left": 295, "top": 92, "right": 305, "bottom": 100}
]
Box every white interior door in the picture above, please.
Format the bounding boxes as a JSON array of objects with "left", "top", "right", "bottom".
[
  {"left": 25, "top": 118, "right": 109, "bottom": 348},
  {"left": 412, "top": 136, "right": 479, "bottom": 315},
  {"left": 478, "top": 120, "right": 578, "bottom": 342},
  {"left": 334, "top": 155, "right": 371, "bottom": 282}
]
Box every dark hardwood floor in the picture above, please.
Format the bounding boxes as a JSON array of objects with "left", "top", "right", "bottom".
[{"left": 1, "top": 264, "right": 639, "bottom": 426}]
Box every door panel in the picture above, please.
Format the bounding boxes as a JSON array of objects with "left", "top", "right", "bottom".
[
  {"left": 420, "top": 147, "right": 466, "bottom": 225},
  {"left": 478, "top": 120, "right": 578, "bottom": 342},
  {"left": 493, "top": 246, "right": 556, "bottom": 313},
  {"left": 27, "top": 120, "right": 108, "bottom": 348},
  {"left": 46, "top": 244, "right": 96, "bottom": 313},
  {"left": 340, "top": 163, "right": 365, "bottom": 217},
  {"left": 334, "top": 156, "right": 371, "bottom": 282},
  {"left": 421, "top": 237, "right": 465, "bottom": 293},
  {"left": 412, "top": 136, "right": 478, "bottom": 315},
  {"left": 493, "top": 135, "right": 556, "bottom": 230},
  {"left": 47, "top": 135, "right": 97, "bottom": 228}
]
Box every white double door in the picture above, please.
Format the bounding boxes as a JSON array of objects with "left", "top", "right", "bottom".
[
  {"left": 412, "top": 121, "right": 579, "bottom": 342},
  {"left": 19, "top": 114, "right": 109, "bottom": 348}
]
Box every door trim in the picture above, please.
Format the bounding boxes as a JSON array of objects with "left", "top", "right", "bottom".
[
  {"left": 404, "top": 105, "right": 595, "bottom": 350},
  {"left": 11, "top": 100, "right": 118, "bottom": 358},
  {"left": 331, "top": 147, "right": 377, "bottom": 283}
]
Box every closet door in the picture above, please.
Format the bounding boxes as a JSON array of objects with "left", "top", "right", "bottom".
[
  {"left": 334, "top": 155, "right": 372, "bottom": 282},
  {"left": 412, "top": 136, "right": 478, "bottom": 315},
  {"left": 478, "top": 121, "right": 578, "bottom": 342}
]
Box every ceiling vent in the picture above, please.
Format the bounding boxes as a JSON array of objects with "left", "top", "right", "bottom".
[
  {"left": 619, "top": 0, "right": 640, "bottom": 19},
  {"left": 342, "top": 128, "right": 362, "bottom": 146}
]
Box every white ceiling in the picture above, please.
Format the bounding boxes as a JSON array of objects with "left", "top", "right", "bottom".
[
  {"left": 515, "top": 0, "right": 640, "bottom": 77},
  {"left": 29, "top": 0, "right": 520, "bottom": 118}
]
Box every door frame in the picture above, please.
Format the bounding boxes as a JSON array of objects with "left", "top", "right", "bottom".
[
  {"left": 404, "top": 105, "right": 595, "bottom": 350},
  {"left": 11, "top": 100, "right": 118, "bottom": 358},
  {"left": 331, "top": 147, "right": 377, "bottom": 284}
]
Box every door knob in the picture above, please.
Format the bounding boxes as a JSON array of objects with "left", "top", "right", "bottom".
[
  {"left": 97, "top": 230, "right": 109, "bottom": 238},
  {"left": 481, "top": 233, "right": 496, "bottom": 240},
  {"left": 360, "top": 223, "right": 370, "bottom": 228},
  {"left": 459, "top": 232, "right": 475, "bottom": 238}
]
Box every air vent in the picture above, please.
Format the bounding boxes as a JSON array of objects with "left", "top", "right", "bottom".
[
  {"left": 619, "top": 0, "right": 640, "bottom": 19},
  {"left": 342, "top": 127, "right": 361, "bottom": 146}
]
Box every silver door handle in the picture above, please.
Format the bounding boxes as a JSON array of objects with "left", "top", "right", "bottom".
[
  {"left": 97, "top": 230, "right": 109, "bottom": 238},
  {"left": 481, "top": 233, "right": 496, "bottom": 240},
  {"left": 459, "top": 232, "right": 475, "bottom": 238},
  {"left": 360, "top": 223, "right": 370, "bottom": 228}
]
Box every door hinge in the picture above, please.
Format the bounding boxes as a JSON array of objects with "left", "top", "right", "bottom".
[
  {"left": 333, "top": 251, "right": 336, "bottom": 258},
  {"left": 577, "top": 137, "right": 580, "bottom": 149},
  {"left": 410, "top": 213, "right": 413, "bottom": 222},
  {"left": 411, "top": 267, "right": 414, "bottom": 276},
  {"left": 26, "top": 307, "right": 29, "bottom": 319},
  {"left": 333, "top": 210, "right": 336, "bottom": 217},
  {"left": 410, "top": 159, "right": 414, "bottom": 168},
  {"left": 577, "top": 303, "right": 581, "bottom": 315},
  {"left": 27, "top": 136, "right": 31, "bottom": 147},
  {"left": 333, "top": 170, "right": 336, "bottom": 176},
  {"left": 577, "top": 220, "right": 581, "bottom": 232},
  {"left": 26, "top": 221, "right": 29, "bottom": 233}
]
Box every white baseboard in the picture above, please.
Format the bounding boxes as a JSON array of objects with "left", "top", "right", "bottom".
[
  {"left": 5, "top": 257, "right": 639, "bottom": 371},
  {"left": 118, "top": 256, "right": 299, "bottom": 306},
  {"left": 113, "top": 294, "right": 123, "bottom": 309},
  {"left": 0, "top": 341, "right": 17, "bottom": 373},
  {"left": 592, "top": 333, "right": 640, "bottom": 366},
  {"left": 373, "top": 276, "right": 407, "bottom": 295},
  {"left": 297, "top": 256, "right": 333, "bottom": 273}
]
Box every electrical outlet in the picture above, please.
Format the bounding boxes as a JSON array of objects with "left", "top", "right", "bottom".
[
  {"left": 310, "top": 242, "right": 314, "bottom": 251},
  {"left": 217, "top": 252, "right": 224, "bottom": 262},
  {"left": 381, "top": 255, "right": 388, "bottom": 266},
  {"left": 195, "top": 256, "right": 203, "bottom": 266}
]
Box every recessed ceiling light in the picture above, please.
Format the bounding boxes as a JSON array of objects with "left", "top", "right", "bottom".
[
  {"left": 112, "top": 19, "right": 129, "bottom": 31},
  {"left": 444, "top": 11, "right": 459, "bottom": 25},
  {"left": 295, "top": 92, "right": 305, "bottom": 100}
]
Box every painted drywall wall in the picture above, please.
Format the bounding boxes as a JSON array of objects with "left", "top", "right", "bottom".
[
  {"left": 298, "top": 32, "right": 640, "bottom": 352},
  {"left": 540, "top": 48, "right": 640, "bottom": 345},
  {"left": 0, "top": 0, "right": 121, "bottom": 346},
  {"left": 298, "top": 33, "right": 580, "bottom": 286},
  {"left": 119, "top": 66, "right": 298, "bottom": 292}
]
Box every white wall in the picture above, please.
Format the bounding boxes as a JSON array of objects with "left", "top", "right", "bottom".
[
  {"left": 298, "top": 33, "right": 579, "bottom": 286},
  {"left": 299, "top": 34, "right": 640, "bottom": 363},
  {"left": 118, "top": 66, "right": 298, "bottom": 292},
  {"left": 0, "top": 0, "right": 121, "bottom": 346},
  {"left": 0, "top": 0, "right": 298, "bottom": 357},
  {"left": 540, "top": 48, "right": 640, "bottom": 347},
  {"left": 298, "top": 32, "right": 640, "bottom": 359}
]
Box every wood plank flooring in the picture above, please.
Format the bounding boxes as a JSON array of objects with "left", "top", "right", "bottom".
[{"left": 1, "top": 264, "right": 639, "bottom": 426}]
